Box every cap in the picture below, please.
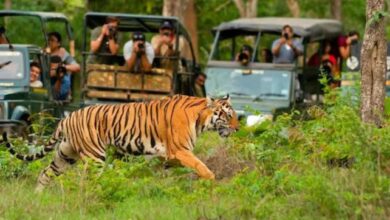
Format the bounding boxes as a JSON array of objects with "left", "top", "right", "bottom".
[
  {"left": 160, "top": 20, "right": 174, "bottom": 30},
  {"left": 132, "top": 32, "right": 145, "bottom": 41},
  {"left": 241, "top": 44, "right": 253, "bottom": 53}
]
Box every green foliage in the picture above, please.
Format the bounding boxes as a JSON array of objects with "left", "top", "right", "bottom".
[
  {"left": 1, "top": 85, "right": 390, "bottom": 219},
  {"left": 367, "top": 10, "right": 390, "bottom": 26},
  {"left": 1, "top": 1, "right": 390, "bottom": 219}
]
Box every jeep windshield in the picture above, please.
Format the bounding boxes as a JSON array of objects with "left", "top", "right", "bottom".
[
  {"left": 0, "top": 51, "right": 24, "bottom": 80},
  {"left": 205, "top": 67, "right": 292, "bottom": 100}
]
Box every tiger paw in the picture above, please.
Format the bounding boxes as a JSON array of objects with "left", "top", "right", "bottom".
[{"left": 203, "top": 171, "right": 215, "bottom": 180}]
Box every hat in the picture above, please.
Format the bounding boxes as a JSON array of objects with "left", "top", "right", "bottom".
[
  {"left": 132, "top": 32, "right": 145, "bottom": 41},
  {"left": 160, "top": 20, "right": 174, "bottom": 30}
]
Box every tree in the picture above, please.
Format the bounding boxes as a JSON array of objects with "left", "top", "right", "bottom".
[
  {"left": 4, "top": 0, "right": 12, "bottom": 9},
  {"left": 286, "top": 0, "right": 300, "bottom": 17},
  {"left": 360, "top": 0, "right": 387, "bottom": 126},
  {"left": 233, "top": 0, "right": 257, "bottom": 18},
  {"left": 331, "top": 0, "right": 342, "bottom": 20},
  {"left": 163, "top": 0, "right": 198, "bottom": 59}
]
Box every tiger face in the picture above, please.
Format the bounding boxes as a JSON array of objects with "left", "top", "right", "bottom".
[{"left": 207, "top": 95, "right": 240, "bottom": 137}]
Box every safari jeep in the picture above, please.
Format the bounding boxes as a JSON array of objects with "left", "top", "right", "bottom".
[
  {"left": 0, "top": 10, "right": 77, "bottom": 137},
  {"left": 205, "top": 17, "right": 343, "bottom": 124},
  {"left": 81, "top": 12, "right": 199, "bottom": 105}
]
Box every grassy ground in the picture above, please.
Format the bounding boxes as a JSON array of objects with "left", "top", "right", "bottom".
[{"left": 0, "top": 92, "right": 389, "bottom": 219}]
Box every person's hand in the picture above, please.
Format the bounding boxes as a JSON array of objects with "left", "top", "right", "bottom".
[
  {"left": 132, "top": 41, "right": 140, "bottom": 53},
  {"left": 101, "top": 24, "right": 109, "bottom": 36},
  {"left": 50, "top": 63, "right": 58, "bottom": 77},
  {"left": 286, "top": 39, "right": 294, "bottom": 46},
  {"left": 346, "top": 35, "right": 358, "bottom": 45},
  {"left": 279, "top": 37, "right": 287, "bottom": 45},
  {"left": 161, "top": 34, "right": 171, "bottom": 45}
]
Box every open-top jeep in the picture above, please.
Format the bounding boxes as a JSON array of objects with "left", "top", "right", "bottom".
[
  {"left": 205, "top": 17, "right": 343, "bottom": 124},
  {"left": 0, "top": 10, "right": 77, "bottom": 137},
  {"left": 81, "top": 12, "right": 199, "bottom": 105}
]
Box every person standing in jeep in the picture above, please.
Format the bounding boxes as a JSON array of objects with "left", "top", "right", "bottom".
[
  {"left": 271, "top": 25, "right": 303, "bottom": 64},
  {"left": 88, "top": 16, "right": 121, "bottom": 64},
  {"left": 47, "top": 32, "right": 80, "bottom": 100}
]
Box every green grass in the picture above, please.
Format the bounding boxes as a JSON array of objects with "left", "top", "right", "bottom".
[{"left": 1, "top": 90, "right": 390, "bottom": 219}]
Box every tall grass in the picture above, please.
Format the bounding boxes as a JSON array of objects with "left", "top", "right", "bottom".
[{"left": 0, "top": 88, "right": 389, "bottom": 219}]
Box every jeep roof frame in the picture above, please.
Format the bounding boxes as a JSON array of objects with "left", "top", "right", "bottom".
[
  {"left": 212, "top": 17, "right": 343, "bottom": 43},
  {"left": 0, "top": 10, "right": 75, "bottom": 55}
]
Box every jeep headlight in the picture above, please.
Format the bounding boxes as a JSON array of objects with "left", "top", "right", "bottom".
[{"left": 246, "top": 114, "right": 273, "bottom": 127}]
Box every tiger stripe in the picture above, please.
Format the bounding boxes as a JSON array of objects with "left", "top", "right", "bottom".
[{"left": 1, "top": 95, "right": 239, "bottom": 192}]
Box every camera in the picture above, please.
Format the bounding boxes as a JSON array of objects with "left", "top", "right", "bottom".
[
  {"left": 320, "top": 60, "right": 334, "bottom": 83},
  {"left": 283, "top": 33, "right": 289, "bottom": 39},
  {"left": 50, "top": 56, "right": 67, "bottom": 80},
  {"left": 351, "top": 39, "right": 358, "bottom": 45},
  {"left": 108, "top": 25, "right": 117, "bottom": 39},
  {"left": 138, "top": 42, "right": 145, "bottom": 50},
  {"left": 238, "top": 52, "right": 249, "bottom": 65}
]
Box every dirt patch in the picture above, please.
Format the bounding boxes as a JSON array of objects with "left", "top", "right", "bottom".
[{"left": 202, "top": 147, "right": 254, "bottom": 180}]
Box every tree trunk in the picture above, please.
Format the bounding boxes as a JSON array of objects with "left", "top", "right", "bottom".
[
  {"left": 163, "top": 0, "right": 198, "bottom": 59},
  {"left": 331, "top": 0, "right": 342, "bottom": 20},
  {"left": 4, "top": 0, "right": 11, "bottom": 9},
  {"left": 233, "top": 0, "right": 258, "bottom": 18},
  {"left": 286, "top": 0, "right": 300, "bottom": 17},
  {"left": 360, "top": 0, "right": 387, "bottom": 127}
]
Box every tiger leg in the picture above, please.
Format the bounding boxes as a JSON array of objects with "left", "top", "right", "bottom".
[
  {"left": 78, "top": 149, "right": 106, "bottom": 177},
  {"left": 175, "top": 150, "right": 215, "bottom": 180},
  {"left": 35, "top": 140, "right": 78, "bottom": 193}
]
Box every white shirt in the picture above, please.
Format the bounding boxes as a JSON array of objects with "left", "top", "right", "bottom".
[
  {"left": 123, "top": 40, "right": 154, "bottom": 64},
  {"left": 30, "top": 80, "right": 43, "bottom": 88}
]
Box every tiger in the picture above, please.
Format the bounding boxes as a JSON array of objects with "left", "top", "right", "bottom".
[{"left": 1, "top": 95, "right": 239, "bottom": 192}]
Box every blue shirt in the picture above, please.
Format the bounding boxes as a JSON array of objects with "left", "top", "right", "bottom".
[
  {"left": 51, "top": 50, "right": 77, "bottom": 100},
  {"left": 272, "top": 38, "right": 303, "bottom": 64}
]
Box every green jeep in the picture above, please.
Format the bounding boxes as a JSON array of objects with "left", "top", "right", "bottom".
[
  {"left": 205, "top": 17, "right": 343, "bottom": 125},
  {"left": 0, "top": 10, "right": 78, "bottom": 137}
]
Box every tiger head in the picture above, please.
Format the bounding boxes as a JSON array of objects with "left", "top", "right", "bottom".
[{"left": 205, "top": 95, "right": 240, "bottom": 137}]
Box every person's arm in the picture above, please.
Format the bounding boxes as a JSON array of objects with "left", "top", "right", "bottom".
[
  {"left": 65, "top": 63, "right": 80, "bottom": 74},
  {"left": 339, "top": 41, "right": 351, "bottom": 59},
  {"left": 139, "top": 54, "right": 152, "bottom": 72},
  {"left": 127, "top": 52, "right": 152, "bottom": 72},
  {"left": 338, "top": 35, "right": 357, "bottom": 59},
  {"left": 107, "top": 38, "right": 119, "bottom": 55},
  {"left": 272, "top": 38, "right": 284, "bottom": 57},
  {"left": 152, "top": 36, "right": 163, "bottom": 56},
  {"left": 126, "top": 41, "right": 152, "bottom": 72},
  {"left": 63, "top": 51, "right": 80, "bottom": 74},
  {"left": 126, "top": 51, "right": 137, "bottom": 71},
  {"left": 90, "top": 26, "right": 106, "bottom": 53},
  {"left": 290, "top": 39, "right": 303, "bottom": 57}
]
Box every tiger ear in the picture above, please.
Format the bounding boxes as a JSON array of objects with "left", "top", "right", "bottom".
[
  {"left": 223, "top": 94, "right": 231, "bottom": 105},
  {"left": 206, "top": 96, "right": 215, "bottom": 108}
]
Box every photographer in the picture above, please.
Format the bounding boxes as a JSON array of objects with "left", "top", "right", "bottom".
[
  {"left": 48, "top": 32, "right": 80, "bottom": 100},
  {"left": 88, "top": 16, "right": 120, "bottom": 64},
  {"left": 123, "top": 32, "right": 154, "bottom": 73},
  {"left": 308, "top": 41, "right": 340, "bottom": 88},
  {"left": 337, "top": 30, "right": 360, "bottom": 61},
  {"left": 235, "top": 44, "right": 253, "bottom": 65},
  {"left": 271, "top": 25, "right": 303, "bottom": 64}
]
